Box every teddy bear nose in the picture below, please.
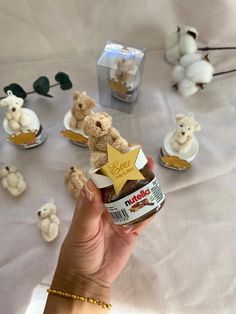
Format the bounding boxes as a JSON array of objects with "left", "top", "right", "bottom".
[
  {"left": 12, "top": 107, "right": 16, "bottom": 112},
  {"left": 5, "top": 166, "right": 9, "bottom": 171},
  {"left": 182, "top": 131, "right": 185, "bottom": 136},
  {"left": 37, "top": 211, "right": 41, "bottom": 217},
  {"left": 96, "top": 121, "right": 102, "bottom": 129},
  {"left": 70, "top": 166, "right": 74, "bottom": 171},
  {"left": 79, "top": 103, "right": 82, "bottom": 109}
]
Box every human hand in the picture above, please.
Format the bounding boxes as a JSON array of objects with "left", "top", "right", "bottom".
[{"left": 51, "top": 179, "right": 154, "bottom": 302}]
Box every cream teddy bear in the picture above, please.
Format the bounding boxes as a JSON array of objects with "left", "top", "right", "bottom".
[
  {"left": 64, "top": 166, "right": 87, "bottom": 199},
  {"left": 37, "top": 200, "right": 60, "bottom": 242},
  {"left": 69, "top": 91, "right": 96, "bottom": 130},
  {"left": 0, "top": 164, "right": 27, "bottom": 196},
  {"left": 171, "top": 113, "right": 201, "bottom": 154},
  {"left": 0, "top": 91, "right": 30, "bottom": 132},
  {"left": 83, "top": 112, "right": 129, "bottom": 168}
]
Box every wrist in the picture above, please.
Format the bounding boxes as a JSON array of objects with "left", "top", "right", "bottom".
[{"left": 51, "top": 264, "right": 111, "bottom": 303}]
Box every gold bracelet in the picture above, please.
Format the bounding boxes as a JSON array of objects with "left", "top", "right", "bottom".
[{"left": 47, "top": 288, "right": 112, "bottom": 310}]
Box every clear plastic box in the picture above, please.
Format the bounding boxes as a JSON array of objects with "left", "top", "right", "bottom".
[{"left": 97, "top": 40, "right": 147, "bottom": 111}]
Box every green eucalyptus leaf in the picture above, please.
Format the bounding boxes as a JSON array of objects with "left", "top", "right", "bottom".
[
  {"left": 3, "top": 83, "right": 27, "bottom": 99},
  {"left": 55, "top": 72, "right": 73, "bottom": 90},
  {"left": 33, "top": 76, "right": 53, "bottom": 97}
]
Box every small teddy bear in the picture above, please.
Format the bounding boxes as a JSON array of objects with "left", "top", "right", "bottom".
[
  {"left": 69, "top": 91, "right": 96, "bottom": 130},
  {"left": 83, "top": 112, "right": 129, "bottom": 168},
  {"left": 37, "top": 200, "right": 60, "bottom": 242},
  {"left": 64, "top": 166, "right": 87, "bottom": 199},
  {"left": 0, "top": 164, "right": 27, "bottom": 196},
  {"left": 0, "top": 91, "right": 30, "bottom": 132},
  {"left": 171, "top": 113, "right": 201, "bottom": 154},
  {"left": 116, "top": 58, "right": 136, "bottom": 85},
  {"left": 165, "top": 25, "right": 198, "bottom": 64}
]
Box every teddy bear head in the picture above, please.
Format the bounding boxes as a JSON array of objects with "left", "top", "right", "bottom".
[
  {"left": 0, "top": 92, "right": 24, "bottom": 113},
  {"left": 174, "top": 112, "right": 201, "bottom": 142},
  {"left": 83, "top": 112, "right": 112, "bottom": 138},
  {"left": 37, "top": 200, "right": 57, "bottom": 219},
  {"left": 116, "top": 59, "right": 136, "bottom": 83},
  {"left": 72, "top": 91, "right": 95, "bottom": 112},
  {"left": 65, "top": 166, "right": 86, "bottom": 182},
  {"left": 0, "top": 165, "right": 17, "bottom": 178}
]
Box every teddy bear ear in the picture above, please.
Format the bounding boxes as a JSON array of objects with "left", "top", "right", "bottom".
[
  {"left": 101, "top": 112, "right": 112, "bottom": 120},
  {"left": 175, "top": 113, "right": 185, "bottom": 121},
  {"left": 0, "top": 99, "right": 8, "bottom": 107},
  {"left": 73, "top": 91, "right": 80, "bottom": 100},
  {"left": 194, "top": 121, "right": 201, "bottom": 131}
]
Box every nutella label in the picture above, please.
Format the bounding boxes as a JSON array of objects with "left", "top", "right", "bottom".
[{"left": 104, "top": 177, "right": 165, "bottom": 225}]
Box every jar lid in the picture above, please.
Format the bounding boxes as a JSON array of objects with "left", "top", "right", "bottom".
[{"left": 89, "top": 147, "right": 147, "bottom": 188}]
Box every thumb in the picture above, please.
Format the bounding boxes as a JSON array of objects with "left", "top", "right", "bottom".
[{"left": 70, "top": 179, "right": 105, "bottom": 241}]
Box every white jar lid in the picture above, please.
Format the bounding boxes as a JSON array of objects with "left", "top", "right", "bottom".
[{"left": 3, "top": 108, "right": 40, "bottom": 135}]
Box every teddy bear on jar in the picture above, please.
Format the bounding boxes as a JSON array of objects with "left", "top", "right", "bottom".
[
  {"left": 37, "top": 200, "right": 60, "bottom": 242},
  {"left": 83, "top": 112, "right": 129, "bottom": 168},
  {"left": 0, "top": 91, "right": 30, "bottom": 132},
  {"left": 171, "top": 112, "right": 201, "bottom": 154},
  {"left": 69, "top": 91, "right": 96, "bottom": 130},
  {"left": 0, "top": 164, "right": 27, "bottom": 196}
]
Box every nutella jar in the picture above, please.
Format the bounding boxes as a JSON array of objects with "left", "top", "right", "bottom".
[{"left": 90, "top": 148, "right": 165, "bottom": 226}]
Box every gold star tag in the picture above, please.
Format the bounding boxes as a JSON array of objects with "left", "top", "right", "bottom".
[{"left": 100, "top": 145, "right": 145, "bottom": 194}]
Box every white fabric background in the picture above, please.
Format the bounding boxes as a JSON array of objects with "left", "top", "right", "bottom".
[{"left": 0, "top": 1, "right": 236, "bottom": 313}]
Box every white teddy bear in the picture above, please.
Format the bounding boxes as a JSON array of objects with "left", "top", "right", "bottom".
[
  {"left": 0, "top": 164, "right": 27, "bottom": 196},
  {"left": 165, "top": 25, "right": 198, "bottom": 64},
  {"left": 0, "top": 91, "right": 30, "bottom": 131},
  {"left": 171, "top": 113, "right": 201, "bottom": 154},
  {"left": 37, "top": 200, "right": 60, "bottom": 242},
  {"left": 172, "top": 53, "right": 214, "bottom": 97}
]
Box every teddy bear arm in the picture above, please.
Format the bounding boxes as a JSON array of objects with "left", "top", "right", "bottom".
[
  {"left": 110, "top": 127, "right": 120, "bottom": 140},
  {"left": 6, "top": 112, "right": 12, "bottom": 120},
  {"left": 1, "top": 178, "right": 8, "bottom": 189},
  {"left": 171, "top": 138, "right": 180, "bottom": 152},
  {"left": 19, "top": 113, "right": 30, "bottom": 127},
  {"left": 8, "top": 186, "right": 21, "bottom": 196},
  {"left": 91, "top": 151, "right": 108, "bottom": 168},
  {"left": 9, "top": 120, "right": 21, "bottom": 131},
  {"left": 69, "top": 115, "right": 78, "bottom": 128},
  {"left": 50, "top": 215, "right": 60, "bottom": 225}
]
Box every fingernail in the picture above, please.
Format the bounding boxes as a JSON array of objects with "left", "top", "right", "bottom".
[{"left": 85, "top": 183, "right": 95, "bottom": 202}]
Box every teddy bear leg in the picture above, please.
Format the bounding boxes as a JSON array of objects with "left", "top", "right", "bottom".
[
  {"left": 47, "top": 223, "right": 59, "bottom": 241},
  {"left": 69, "top": 115, "right": 78, "bottom": 128},
  {"left": 179, "top": 141, "right": 191, "bottom": 154},
  {"left": 91, "top": 151, "right": 108, "bottom": 168},
  {"left": 9, "top": 120, "right": 21, "bottom": 131},
  {"left": 8, "top": 186, "right": 21, "bottom": 196},
  {"left": 17, "top": 179, "right": 27, "bottom": 194},
  {"left": 171, "top": 139, "right": 180, "bottom": 152},
  {"left": 76, "top": 119, "right": 84, "bottom": 130}
]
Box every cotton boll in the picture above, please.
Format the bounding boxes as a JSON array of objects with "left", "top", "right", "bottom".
[
  {"left": 179, "top": 25, "right": 198, "bottom": 37},
  {"left": 178, "top": 79, "right": 199, "bottom": 97},
  {"left": 165, "top": 31, "right": 179, "bottom": 50},
  {"left": 172, "top": 65, "right": 185, "bottom": 83},
  {"left": 180, "top": 53, "right": 202, "bottom": 67},
  {"left": 166, "top": 46, "right": 181, "bottom": 64},
  {"left": 179, "top": 34, "right": 198, "bottom": 55},
  {"left": 186, "top": 60, "right": 214, "bottom": 83}
]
